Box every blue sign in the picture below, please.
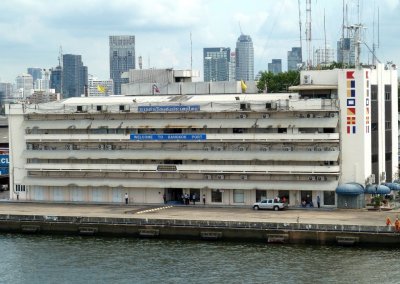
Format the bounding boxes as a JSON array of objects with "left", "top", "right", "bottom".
[
  {"left": 0, "top": 155, "right": 9, "bottom": 166},
  {"left": 138, "top": 105, "right": 200, "bottom": 112},
  {"left": 0, "top": 167, "right": 9, "bottom": 175},
  {"left": 130, "top": 134, "right": 206, "bottom": 141}
]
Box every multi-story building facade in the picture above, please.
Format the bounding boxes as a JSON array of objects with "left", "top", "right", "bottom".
[
  {"left": 314, "top": 46, "right": 335, "bottom": 67},
  {"left": 6, "top": 64, "right": 398, "bottom": 208},
  {"left": 15, "top": 74, "right": 33, "bottom": 98},
  {"left": 109, "top": 35, "right": 135, "bottom": 95},
  {"left": 235, "top": 34, "right": 254, "bottom": 81},
  {"left": 62, "top": 54, "right": 88, "bottom": 98},
  {"left": 268, "top": 59, "right": 282, "bottom": 74},
  {"left": 50, "top": 66, "right": 62, "bottom": 94},
  {"left": 27, "top": 67, "right": 42, "bottom": 86},
  {"left": 88, "top": 76, "right": 114, "bottom": 96},
  {"left": 229, "top": 52, "right": 236, "bottom": 81},
  {"left": 337, "top": 37, "right": 355, "bottom": 66},
  {"left": 287, "top": 47, "right": 302, "bottom": 71},
  {"left": 203, "top": 47, "right": 230, "bottom": 82}
]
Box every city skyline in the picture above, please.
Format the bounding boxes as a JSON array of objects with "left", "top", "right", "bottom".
[{"left": 0, "top": 0, "right": 399, "bottom": 83}]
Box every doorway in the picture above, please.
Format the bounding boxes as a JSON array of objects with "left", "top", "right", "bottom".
[{"left": 166, "top": 188, "right": 183, "bottom": 204}]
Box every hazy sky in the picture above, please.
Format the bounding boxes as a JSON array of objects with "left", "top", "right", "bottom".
[{"left": 0, "top": 0, "right": 399, "bottom": 83}]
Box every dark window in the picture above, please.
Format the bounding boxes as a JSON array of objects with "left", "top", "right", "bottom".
[
  {"left": 323, "top": 191, "right": 335, "bottom": 205},
  {"left": 385, "top": 121, "right": 391, "bottom": 130},
  {"left": 386, "top": 152, "right": 392, "bottom": 161},
  {"left": 371, "top": 123, "right": 378, "bottom": 131},
  {"left": 385, "top": 92, "right": 391, "bottom": 101},
  {"left": 211, "top": 189, "right": 222, "bottom": 202},
  {"left": 372, "top": 154, "right": 378, "bottom": 163}
]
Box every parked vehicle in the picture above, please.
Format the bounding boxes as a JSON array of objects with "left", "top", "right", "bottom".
[{"left": 252, "top": 199, "right": 288, "bottom": 211}]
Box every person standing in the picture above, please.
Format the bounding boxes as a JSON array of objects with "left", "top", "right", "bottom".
[
  {"left": 202, "top": 194, "right": 206, "bottom": 205},
  {"left": 317, "top": 195, "right": 321, "bottom": 208},
  {"left": 124, "top": 193, "right": 129, "bottom": 205},
  {"left": 395, "top": 217, "right": 400, "bottom": 232},
  {"left": 192, "top": 193, "right": 196, "bottom": 205},
  {"left": 163, "top": 194, "right": 167, "bottom": 204}
]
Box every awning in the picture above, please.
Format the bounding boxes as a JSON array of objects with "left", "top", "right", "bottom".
[
  {"left": 365, "top": 184, "right": 391, "bottom": 194},
  {"left": 335, "top": 183, "right": 364, "bottom": 195},
  {"left": 382, "top": 183, "right": 400, "bottom": 191}
]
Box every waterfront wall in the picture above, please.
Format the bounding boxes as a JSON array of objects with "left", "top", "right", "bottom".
[{"left": 0, "top": 214, "right": 399, "bottom": 246}]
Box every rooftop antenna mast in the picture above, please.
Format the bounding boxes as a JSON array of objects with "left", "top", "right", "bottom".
[
  {"left": 238, "top": 22, "right": 243, "bottom": 35},
  {"left": 298, "top": 0, "right": 303, "bottom": 63},
  {"left": 305, "top": 0, "right": 312, "bottom": 69},
  {"left": 372, "top": 7, "right": 380, "bottom": 65}
]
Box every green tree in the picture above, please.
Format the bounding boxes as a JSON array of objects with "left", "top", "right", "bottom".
[{"left": 257, "top": 71, "right": 300, "bottom": 93}]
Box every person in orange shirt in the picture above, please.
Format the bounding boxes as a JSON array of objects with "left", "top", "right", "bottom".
[
  {"left": 394, "top": 217, "right": 400, "bottom": 232},
  {"left": 386, "top": 217, "right": 392, "bottom": 226}
]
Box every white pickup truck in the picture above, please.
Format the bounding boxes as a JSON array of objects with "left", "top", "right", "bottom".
[{"left": 252, "top": 199, "right": 288, "bottom": 211}]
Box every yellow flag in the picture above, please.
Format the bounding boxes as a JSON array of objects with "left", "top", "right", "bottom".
[
  {"left": 97, "top": 85, "right": 106, "bottom": 93},
  {"left": 241, "top": 80, "right": 247, "bottom": 93}
]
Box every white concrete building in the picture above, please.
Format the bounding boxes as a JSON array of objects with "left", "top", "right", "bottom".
[{"left": 6, "top": 65, "right": 398, "bottom": 207}]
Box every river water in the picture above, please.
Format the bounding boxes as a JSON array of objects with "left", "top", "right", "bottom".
[{"left": 1, "top": 234, "right": 399, "bottom": 284}]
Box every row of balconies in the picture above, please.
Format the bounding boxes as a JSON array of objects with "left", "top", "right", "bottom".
[{"left": 25, "top": 163, "right": 340, "bottom": 174}]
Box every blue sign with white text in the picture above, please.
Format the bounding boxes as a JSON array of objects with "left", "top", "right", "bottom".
[
  {"left": 138, "top": 105, "right": 200, "bottom": 112},
  {"left": 130, "top": 134, "right": 206, "bottom": 141},
  {"left": 0, "top": 155, "right": 9, "bottom": 166}
]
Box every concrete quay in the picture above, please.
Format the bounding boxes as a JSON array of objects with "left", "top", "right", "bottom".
[{"left": 1, "top": 202, "right": 400, "bottom": 246}]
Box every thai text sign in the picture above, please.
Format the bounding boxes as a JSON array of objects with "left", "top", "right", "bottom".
[{"left": 138, "top": 105, "right": 200, "bottom": 112}]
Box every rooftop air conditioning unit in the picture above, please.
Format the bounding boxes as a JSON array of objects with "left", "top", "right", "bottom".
[
  {"left": 119, "top": 105, "right": 130, "bottom": 112},
  {"left": 106, "top": 144, "right": 113, "bottom": 150},
  {"left": 239, "top": 114, "right": 247, "bottom": 119},
  {"left": 205, "top": 175, "right": 212, "bottom": 180},
  {"left": 239, "top": 146, "right": 246, "bottom": 151},
  {"left": 283, "top": 146, "right": 293, "bottom": 152},
  {"left": 216, "top": 146, "right": 223, "bottom": 151},
  {"left": 308, "top": 176, "right": 316, "bottom": 181},
  {"left": 317, "top": 176, "right": 323, "bottom": 181},
  {"left": 65, "top": 144, "right": 73, "bottom": 150},
  {"left": 261, "top": 146, "right": 271, "bottom": 151},
  {"left": 240, "top": 175, "right": 248, "bottom": 180},
  {"left": 98, "top": 144, "right": 105, "bottom": 150},
  {"left": 240, "top": 103, "right": 251, "bottom": 110},
  {"left": 217, "top": 175, "right": 224, "bottom": 180},
  {"left": 306, "top": 113, "right": 314, "bottom": 118},
  {"left": 262, "top": 114, "right": 270, "bottom": 119},
  {"left": 304, "top": 74, "right": 312, "bottom": 84},
  {"left": 76, "top": 105, "right": 88, "bottom": 113},
  {"left": 96, "top": 105, "right": 107, "bottom": 112},
  {"left": 330, "top": 113, "right": 336, "bottom": 118}
]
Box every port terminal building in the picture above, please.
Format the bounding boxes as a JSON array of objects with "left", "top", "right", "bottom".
[{"left": 6, "top": 64, "right": 398, "bottom": 208}]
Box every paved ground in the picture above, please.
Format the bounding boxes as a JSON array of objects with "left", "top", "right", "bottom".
[{"left": 0, "top": 201, "right": 399, "bottom": 227}]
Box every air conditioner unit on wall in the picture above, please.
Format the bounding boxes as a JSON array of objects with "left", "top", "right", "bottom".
[
  {"left": 240, "top": 175, "right": 248, "bottom": 180},
  {"left": 205, "top": 175, "right": 212, "bottom": 180},
  {"left": 65, "top": 144, "right": 73, "bottom": 150},
  {"left": 217, "top": 175, "right": 225, "bottom": 180},
  {"left": 262, "top": 114, "right": 270, "bottom": 119},
  {"left": 261, "top": 146, "right": 271, "bottom": 151},
  {"left": 239, "top": 114, "right": 247, "bottom": 119},
  {"left": 239, "top": 146, "right": 246, "bottom": 151},
  {"left": 203, "top": 146, "right": 210, "bottom": 151},
  {"left": 282, "top": 146, "right": 293, "bottom": 152},
  {"left": 304, "top": 75, "right": 312, "bottom": 84},
  {"left": 307, "top": 146, "right": 314, "bottom": 151}
]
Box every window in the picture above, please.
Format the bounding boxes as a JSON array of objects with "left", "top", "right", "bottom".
[
  {"left": 372, "top": 154, "right": 378, "bottom": 163},
  {"left": 233, "top": 189, "right": 244, "bottom": 203},
  {"left": 385, "top": 121, "right": 391, "bottom": 130},
  {"left": 323, "top": 191, "right": 335, "bottom": 205},
  {"left": 256, "top": 190, "right": 266, "bottom": 202},
  {"left": 15, "top": 184, "right": 26, "bottom": 192},
  {"left": 371, "top": 123, "right": 378, "bottom": 131},
  {"left": 211, "top": 189, "right": 222, "bottom": 202}
]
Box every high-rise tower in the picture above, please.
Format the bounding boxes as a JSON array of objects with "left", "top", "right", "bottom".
[
  {"left": 62, "top": 54, "right": 88, "bottom": 98},
  {"left": 235, "top": 34, "right": 254, "bottom": 81},
  {"left": 109, "top": 36, "right": 135, "bottom": 95},
  {"left": 203, "top": 47, "right": 230, "bottom": 82}
]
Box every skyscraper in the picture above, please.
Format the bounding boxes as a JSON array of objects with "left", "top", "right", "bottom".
[
  {"left": 27, "top": 67, "right": 42, "bottom": 85},
  {"left": 235, "top": 34, "right": 254, "bottom": 81},
  {"left": 203, "top": 47, "right": 230, "bottom": 82},
  {"left": 16, "top": 74, "right": 33, "bottom": 98},
  {"left": 62, "top": 54, "right": 88, "bottom": 98},
  {"left": 314, "top": 45, "right": 334, "bottom": 66},
  {"left": 109, "top": 35, "right": 135, "bottom": 95},
  {"left": 268, "top": 59, "right": 282, "bottom": 74},
  {"left": 50, "top": 66, "right": 62, "bottom": 94},
  {"left": 287, "top": 47, "right": 302, "bottom": 71}
]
